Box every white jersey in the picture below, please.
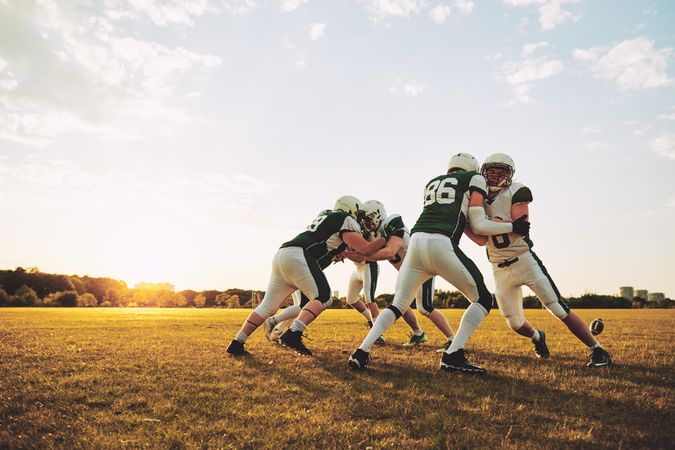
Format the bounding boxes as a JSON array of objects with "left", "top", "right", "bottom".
[
  {"left": 375, "top": 214, "right": 409, "bottom": 267},
  {"left": 484, "top": 182, "right": 534, "bottom": 263}
]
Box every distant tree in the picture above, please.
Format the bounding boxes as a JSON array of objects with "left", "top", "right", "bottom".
[
  {"left": 44, "top": 291, "right": 78, "bottom": 307},
  {"left": 193, "top": 293, "right": 207, "bottom": 308},
  {"left": 131, "top": 291, "right": 149, "bottom": 307},
  {"left": 0, "top": 288, "right": 9, "bottom": 307},
  {"left": 225, "top": 295, "right": 241, "bottom": 308},
  {"left": 215, "top": 292, "right": 229, "bottom": 307},
  {"left": 77, "top": 293, "right": 98, "bottom": 307},
  {"left": 69, "top": 277, "right": 87, "bottom": 295},
  {"left": 179, "top": 290, "right": 198, "bottom": 306},
  {"left": 10, "top": 285, "right": 39, "bottom": 306},
  {"left": 171, "top": 293, "right": 188, "bottom": 307},
  {"left": 632, "top": 297, "right": 647, "bottom": 308}
]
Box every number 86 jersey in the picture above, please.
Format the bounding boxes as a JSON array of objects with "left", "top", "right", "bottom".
[{"left": 484, "top": 181, "right": 534, "bottom": 263}]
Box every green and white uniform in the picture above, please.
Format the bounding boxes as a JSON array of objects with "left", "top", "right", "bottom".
[
  {"left": 484, "top": 182, "right": 570, "bottom": 329},
  {"left": 347, "top": 231, "right": 380, "bottom": 305},
  {"left": 253, "top": 210, "right": 361, "bottom": 317},
  {"left": 376, "top": 214, "right": 437, "bottom": 315},
  {"left": 390, "top": 171, "right": 493, "bottom": 313}
]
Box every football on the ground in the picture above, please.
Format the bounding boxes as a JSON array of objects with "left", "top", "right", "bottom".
[{"left": 590, "top": 318, "right": 604, "bottom": 336}]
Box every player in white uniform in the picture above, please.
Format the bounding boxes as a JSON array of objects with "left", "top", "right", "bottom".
[
  {"left": 226, "top": 196, "right": 384, "bottom": 357},
  {"left": 346, "top": 200, "right": 456, "bottom": 349},
  {"left": 348, "top": 154, "right": 530, "bottom": 373},
  {"left": 477, "top": 153, "right": 611, "bottom": 368}
]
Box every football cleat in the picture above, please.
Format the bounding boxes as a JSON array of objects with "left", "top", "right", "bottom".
[
  {"left": 263, "top": 317, "right": 275, "bottom": 341},
  {"left": 226, "top": 340, "right": 249, "bottom": 357},
  {"left": 402, "top": 332, "right": 429, "bottom": 347},
  {"left": 435, "top": 338, "right": 453, "bottom": 353},
  {"left": 440, "top": 349, "right": 486, "bottom": 374},
  {"left": 348, "top": 349, "right": 370, "bottom": 370},
  {"left": 279, "top": 329, "right": 313, "bottom": 356},
  {"left": 374, "top": 335, "right": 386, "bottom": 346},
  {"left": 587, "top": 346, "right": 612, "bottom": 368},
  {"left": 533, "top": 330, "right": 550, "bottom": 358}
]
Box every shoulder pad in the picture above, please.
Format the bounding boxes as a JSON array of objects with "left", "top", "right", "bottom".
[
  {"left": 511, "top": 185, "right": 533, "bottom": 204},
  {"left": 469, "top": 174, "right": 488, "bottom": 197}
]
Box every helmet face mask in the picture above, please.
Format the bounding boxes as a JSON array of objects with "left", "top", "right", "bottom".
[
  {"left": 360, "top": 200, "right": 386, "bottom": 233},
  {"left": 447, "top": 152, "right": 480, "bottom": 173},
  {"left": 481, "top": 153, "right": 515, "bottom": 192}
]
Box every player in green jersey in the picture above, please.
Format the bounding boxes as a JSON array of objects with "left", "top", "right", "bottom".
[
  {"left": 227, "top": 196, "right": 384, "bottom": 357},
  {"left": 348, "top": 153, "right": 530, "bottom": 373}
]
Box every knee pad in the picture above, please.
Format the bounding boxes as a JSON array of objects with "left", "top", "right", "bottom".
[
  {"left": 503, "top": 313, "right": 525, "bottom": 331},
  {"left": 253, "top": 303, "right": 276, "bottom": 318},
  {"left": 545, "top": 302, "right": 568, "bottom": 320}
]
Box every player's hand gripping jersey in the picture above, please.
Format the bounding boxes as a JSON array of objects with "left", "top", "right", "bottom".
[
  {"left": 411, "top": 171, "right": 488, "bottom": 242},
  {"left": 484, "top": 182, "right": 534, "bottom": 263},
  {"left": 281, "top": 209, "right": 361, "bottom": 261}
]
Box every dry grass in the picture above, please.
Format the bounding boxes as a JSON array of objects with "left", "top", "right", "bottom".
[{"left": 0, "top": 308, "right": 673, "bottom": 449}]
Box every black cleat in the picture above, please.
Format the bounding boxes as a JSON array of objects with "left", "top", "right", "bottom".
[
  {"left": 226, "top": 340, "right": 249, "bottom": 356},
  {"left": 533, "top": 330, "right": 550, "bottom": 358},
  {"left": 348, "top": 349, "right": 370, "bottom": 370},
  {"left": 279, "top": 329, "right": 313, "bottom": 356},
  {"left": 587, "top": 346, "right": 612, "bottom": 368},
  {"left": 440, "top": 349, "right": 486, "bottom": 374}
]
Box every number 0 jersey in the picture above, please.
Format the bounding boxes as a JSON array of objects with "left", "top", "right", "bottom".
[
  {"left": 281, "top": 210, "right": 361, "bottom": 261},
  {"left": 484, "top": 182, "right": 534, "bottom": 263},
  {"left": 411, "top": 171, "right": 488, "bottom": 245}
]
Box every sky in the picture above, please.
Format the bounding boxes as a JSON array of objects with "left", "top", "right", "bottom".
[{"left": 0, "top": 0, "right": 674, "bottom": 299}]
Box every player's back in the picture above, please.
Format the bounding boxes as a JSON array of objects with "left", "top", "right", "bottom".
[{"left": 411, "top": 170, "right": 486, "bottom": 244}]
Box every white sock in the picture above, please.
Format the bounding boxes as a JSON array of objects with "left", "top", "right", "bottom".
[
  {"left": 413, "top": 329, "right": 424, "bottom": 336},
  {"left": 531, "top": 329, "right": 540, "bottom": 342},
  {"left": 359, "top": 309, "right": 396, "bottom": 352},
  {"left": 290, "top": 319, "right": 307, "bottom": 333},
  {"left": 272, "top": 305, "right": 302, "bottom": 324},
  {"left": 447, "top": 303, "right": 487, "bottom": 354},
  {"left": 235, "top": 330, "right": 249, "bottom": 343},
  {"left": 591, "top": 342, "right": 601, "bottom": 349}
]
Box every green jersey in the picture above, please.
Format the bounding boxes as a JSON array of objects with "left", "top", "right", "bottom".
[
  {"left": 411, "top": 170, "right": 488, "bottom": 244},
  {"left": 281, "top": 210, "right": 361, "bottom": 260}
]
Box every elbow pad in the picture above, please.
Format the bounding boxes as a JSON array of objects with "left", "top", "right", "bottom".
[{"left": 468, "top": 206, "right": 513, "bottom": 236}]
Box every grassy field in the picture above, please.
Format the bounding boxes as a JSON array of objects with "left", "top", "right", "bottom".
[{"left": 0, "top": 308, "right": 673, "bottom": 449}]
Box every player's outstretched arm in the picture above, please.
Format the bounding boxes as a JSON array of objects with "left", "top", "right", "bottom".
[
  {"left": 467, "top": 191, "right": 514, "bottom": 236},
  {"left": 355, "top": 236, "right": 403, "bottom": 261},
  {"left": 342, "top": 231, "right": 385, "bottom": 256}
]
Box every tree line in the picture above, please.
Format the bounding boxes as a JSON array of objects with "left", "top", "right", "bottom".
[{"left": 0, "top": 267, "right": 672, "bottom": 309}]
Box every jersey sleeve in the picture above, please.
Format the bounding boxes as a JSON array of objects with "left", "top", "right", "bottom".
[
  {"left": 512, "top": 186, "right": 533, "bottom": 204},
  {"left": 469, "top": 174, "right": 488, "bottom": 198},
  {"left": 383, "top": 215, "right": 405, "bottom": 238},
  {"left": 340, "top": 216, "right": 362, "bottom": 233}
]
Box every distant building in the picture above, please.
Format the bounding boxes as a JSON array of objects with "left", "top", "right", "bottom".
[
  {"left": 648, "top": 292, "right": 665, "bottom": 304},
  {"left": 635, "top": 289, "right": 648, "bottom": 300},
  {"left": 135, "top": 282, "right": 175, "bottom": 292},
  {"left": 619, "top": 286, "right": 634, "bottom": 300},
  {"left": 333, "top": 290, "right": 340, "bottom": 299}
]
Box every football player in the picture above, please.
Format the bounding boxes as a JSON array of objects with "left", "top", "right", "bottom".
[
  {"left": 226, "top": 196, "right": 384, "bottom": 357},
  {"left": 475, "top": 153, "right": 611, "bottom": 368},
  {"left": 348, "top": 154, "right": 530, "bottom": 373},
  {"left": 346, "top": 200, "right": 457, "bottom": 350}
]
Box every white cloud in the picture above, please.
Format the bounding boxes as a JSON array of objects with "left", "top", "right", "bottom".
[
  {"left": 280, "top": 0, "right": 307, "bottom": 12},
  {"left": 390, "top": 79, "right": 428, "bottom": 96},
  {"left": 522, "top": 41, "right": 549, "bottom": 57},
  {"left": 429, "top": 4, "right": 451, "bottom": 24},
  {"left": 359, "top": 0, "right": 426, "bottom": 22},
  {"left": 649, "top": 134, "right": 675, "bottom": 160},
  {"left": 516, "top": 16, "right": 529, "bottom": 33},
  {"left": 222, "top": 0, "right": 257, "bottom": 16},
  {"left": 585, "top": 141, "right": 607, "bottom": 150},
  {"left": 0, "top": 0, "right": 221, "bottom": 146},
  {"left": 575, "top": 37, "right": 674, "bottom": 90},
  {"left": 657, "top": 113, "right": 675, "bottom": 121},
  {"left": 667, "top": 198, "right": 675, "bottom": 208},
  {"left": 500, "top": 58, "right": 564, "bottom": 84},
  {"left": 295, "top": 58, "right": 307, "bottom": 71},
  {"left": 581, "top": 126, "right": 601, "bottom": 134},
  {"left": 502, "top": 0, "right": 580, "bottom": 31},
  {"left": 496, "top": 43, "right": 564, "bottom": 105},
  {"left": 310, "top": 23, "right": 326, "bottom": 41},
  {"left": 109, "top": 0, "right": 210, "bottom": 26},
  {"left": 452, "top": 0, "right": 474, "bottom": 15}
]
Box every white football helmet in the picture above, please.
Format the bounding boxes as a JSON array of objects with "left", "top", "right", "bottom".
[
  {"left": 334, "top": 195, "right": 362, "bottom": 219},
  {"left": 481, "top": 153, "right": 515, "bottom": 192},
  {"left": 361, "top": 200, "right": 386, "bottom": 233},
  {"left": 448, "top": 152, "right": 480, "bottom": 173}
]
